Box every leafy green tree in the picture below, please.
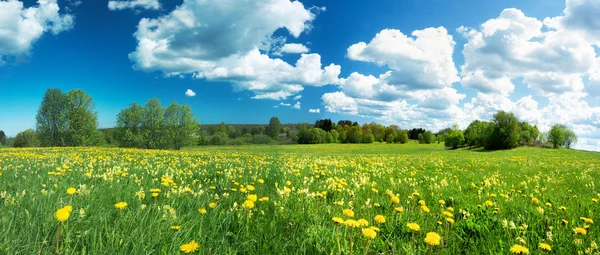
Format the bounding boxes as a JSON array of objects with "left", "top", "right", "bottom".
[
  {"left": 142, "top": 98, "right": 165, "bottom": 149},
  {"left": 14, "top": 129, "right": 38, "bottom": 147},
  {"left": 115, "top": 103, "right": 145, "bottom": 148},
  {"left": 211, "top": 132, "right": 227, "bottom": 145},
  {"left": 339, "top": 131, "right": 347, "bottom": 143},
  {"left": 464, "top": 120, "right": 490, "bottom": 148},
  {"left": 548, "top": 124, "right": 577, "bottom": 149},
  {"left": 252, "top": 134, "right": 273, "bottom": 144},
  {"left": 418, "top": 131, "right": 434, "bottom": 144},
  {"left": 563, "top": 129, "right": 577, "bottom": 148},
  {"left": 36, "top": 88, "right": 69, "bottom": 147},
  {"left": 386, "top": 134, "right": 395, "bottom": 143},
  {"left": 266, "top": 117, "right": 281, "bottom": 139},
  {"left": 227, "top": 125, "right": 238, "bottom": 138},
  {"left": 0, "top": 130, "right": 6, "bottom": 145},
  {"left": 164, "top": 102, "right": 199, "bottom": 150},
  {"left": 65, "top": 89, "right": 98, "bottom": 146},
  {"left": 330, "top": 130, "right": 338, "bottom": 143},
  {"left": 395, "top": 130, "right": 408, "bottom": 144},
  {"left": 445, "top": 124, "right": 465, "bottom": 149},
  {"left": 486, "top": 111, "right": 521, "bottom": 150}
]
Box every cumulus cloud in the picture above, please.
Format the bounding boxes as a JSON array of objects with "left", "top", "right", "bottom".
[
  {"left": 108, "top": 0, "right": 160, "bottom": 11},
  {"left": 0, "top": 0, "right": 73, "bottom": 64},
  {"left": 293, "top": 95, "right": 302, "bottom": 100},
  {"left": 309, "top": 108, "right": 320, "bottom": 113},
  {"left": 459, "top": 8, "right": 595, "bottom": 96},
  {"left": 129, "top": 0, "right": 339, "bottom": 100},
  {"left": 280, "top": 43, "right": 309, "bottom": 54},
  {"left": 293, "top": 101, "right": 301, "bottom": 109},
  {"left": 185, "top": 89, "right": 196, "bottom": 97}
]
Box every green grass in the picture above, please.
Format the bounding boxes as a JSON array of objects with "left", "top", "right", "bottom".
[{"left": 0, "top": 144, "right": 598, "bottom": 254}]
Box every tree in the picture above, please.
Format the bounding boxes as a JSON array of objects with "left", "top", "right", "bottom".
[
  {"left": 548, "top": 124, "right": 577, "bottom": 149},
  {"left": 115, "top": 103, "right": 145, "bottom": 148},
  {"left": 418, "top": 131, "right": 434, "bottom": 144},
  {"left": 0, "top": 130, "right": 6, "bottom": 145},
  {"left": 395, "top": 130, "right": 408, "bottom": 144},
  {"left": 142, "top": 98, "right": 165, "bottom": 149},
  {"left": 330, "top": 130, "right": 338, "bottom": 143},
  {"left": 486, "top": 111, "right": 521, "bottom": 150},
  {"left": 14, "top": 129, "right": 38, "bottom": 147},
  {"left": 464, "top": 120, "right": 490, "bottom": 148},
  {"left": 65, "top": 89, "right": 98, "bottom": 146},
  {"left": 164, "top": 102, "right": 199, "bottom": 150},
  {"left": 445, "top": 124, "right": 465, "bottom": 149},
  {"left": 36, "top": 88, "right": 69, "bottom": 147},
  {"left": 266, "top": 117, "right": 281, "bottom": 139}
]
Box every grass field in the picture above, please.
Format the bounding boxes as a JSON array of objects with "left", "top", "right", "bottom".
[{"left": 0, "top": 143, "right": 599, "bottom": 254}]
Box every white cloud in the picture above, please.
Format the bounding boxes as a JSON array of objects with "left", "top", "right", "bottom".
[
  {"left": 129, "top": 0, "right": 339, "bottom": 100},
  {"left": 459, "top": 8, "right": 595, "bottom": 96},
  {"left": 279, "top": 102, "right": 291, "bottom": 107},
  {"left": 293, "top": 95, "right": 302, "bottom": 100},
  {"left": 0, "top": 0, "right": 73, "bottom": 64},
  {"left": 293, "top": 101, "right": 301, "bottom": 109},
  {"left": 347, "top": 27, "right": 459, "bottom": 90},
  {"left": 309, "top": 108, "right": 320, "bottom": 113},
  {"left": 557, "top": 0, "right": 600, "bottom": 46},
  {"left": 280, "top": 43, "right": 310, "bottom": 54},
  {"left": 108, "top": 0, "right": 160, "bottom": 11},
  {"left": 185, "top": 89, "right": 196, "bottom": 97}
]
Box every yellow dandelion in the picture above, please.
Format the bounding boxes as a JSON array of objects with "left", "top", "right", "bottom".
[
  {"left": 247, "top": 194, "right": 258, "bottom": 202},
  {"left": 574, "top": 227, "right": 587, "bottom": 235},
  {"left": 421, "top": 205, "right": 430, "bottom": 213},
  {"left": 438, "top": 200, "right": 445, "bottom": 205},
  {"left": 539, "top": 242, "right": 551, "bottom": 251},
  {"left": 485, "top": 200, "right": 494, "bottom": 207},
  {"left": 394, "top": 207, "right": 404, "bottom": 213},
  {"left": 407, "top": 222, "right": 420, "bottom": 232},
  {"left": 374, "top": 215, "right": 385, "bottom": 224},
  {"left": 171, "top": 226, "right": 182, "bottom": 231},
  {"left": 357, "top": 219, "right": 369, "bottom": 227},
  {"left": 391, "top": 196, "right": 400, "bottom": 204},
  {"left": 344, "top": 219, "right": 360, "bottom": 228},
  {"left": 424, "top": 232, "right": 441, "bottom": 246},
  {"left": 446, "top": 218, "right": 455, "bottom": 224},
  {"left": 114, "top": 202, "right": 128, "bottom": 210},
  {"left": 209, "top": 202, "right": 216, "bottom": 209},
  {"left": 343, "top": 209, "right": 354, "bottom": 218},
  {"left": 258, "top": 197, "right": 269, "bottom": 202},
  {"left": 55, "top": 208, "right": 70, "bottom": 222},
  {"left": 243, "top": 200, "right": 255, "bottom": 209},
  {"left": 198, "top": 208, "right": 207, "bottom": 214},
  {"left": 332, "top": 217, "right": 344, "bottom": 224},
  {"left": 66, "top": 188, "right": 76, "bottom": 195},
  {"left": 362, "top": 228, "right": 377, "bottom": 239},
  {"left": 179, "top": 240, "right": 199, "bottom": 253},
  {"left": 510, "top": 244, "right": 529, "bottom": 254}
]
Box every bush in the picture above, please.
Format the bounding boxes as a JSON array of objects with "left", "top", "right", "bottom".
[
  {"left": 252, "top": 134, "right": 273, "bottom": 144},
  {"left": 14, "top": 129, "right": 38, "bottom": 147},
  {"left": 445, "top": 126, "right": 465, "bottom": 149},
  {"left": 395, "top": 130, "right": 408, "bottom": 144}
]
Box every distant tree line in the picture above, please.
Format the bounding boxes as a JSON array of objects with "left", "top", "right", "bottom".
[{"left": 443, "top": 111, "right": 577, "bottom": 150}]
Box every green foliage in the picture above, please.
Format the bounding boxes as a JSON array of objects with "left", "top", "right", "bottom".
[
  {"left": 115, "top": 99, "right": 199, "bottom": 150},
  {"left": 266, "top": 117, "right": 281, "bottom": 139},
  {"left": 485, "top": 111, "right": 521, "bottom": 150},
  {"left": 0, "top": 130, "right": 6, "bottom": 145},
  {"left": 548, "top": 124, "right": 577, "bottom": 149},
  {"left": 395, "top": 130, "right": 408, "bottom": 144},
  {"left": 211, "top": 132, "right": 227, "bottom": 145},
  {"left": 329, "top": 130, "right": 338, "bottom": 143},
  {"left": 464, "top": 120, "right": 490, "bottom": 148},
  {"left": 252, "top": 134, "right": 273, "bottom": 144},
  {"left": 418, "top": 131, "right": 434, "bottom": 144},
  {"left": 13, "top": 129, "right": 38, "bottom": 147},
  {"left": 444, "top": 124, "right": 465, "bottom": 149}
]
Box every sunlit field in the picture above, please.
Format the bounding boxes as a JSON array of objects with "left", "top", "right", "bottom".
[{"left": 1, "top": 143, "right": 599, "bottom": 254}]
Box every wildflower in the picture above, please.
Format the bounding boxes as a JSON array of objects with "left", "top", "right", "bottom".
[
  {"left": 545, "top": 202, "right": 552, "bottom": 207},
  {"left": 115, "top": 202, "right": 127, "bottom": 210},
  {"left": 374, "top": 203, "right": 380, "bottom": 207},
  {"left": 171, "top": 226, "right": 182, "bottom": 231},
  {"left": 447, "top": 207, "right": 454, "bottom": 212},
  {"left": 79, "top": 208, "right": 85, "bottom": 217},
  {"left": 198, "top": 208, "right": 207, "bottom": 214},
  {"left": 394, "top": 206, "right": 404, "bottom": 213},
  {"left": 343, "top": 209, "right": 354, "bottom": 218},
  {"left": 438, "top": 200, "right": 445, "bottom": 205},
  {"left": 443, "top": 211, "right": 453, "bottom": 218},
  {"left": 152, "top": 193, "right": 159, "bottom": 198},
  {"left": 407, "top": 222, "right": 420, "bottom": 232},
  {"left": 421, "top": 205, "right": 430, "bottom": 213},
  {"left": 510, "top": 244, "right": 529, "bottom": 254},
  {"left": 180, "top": 240, "right": 199, "bottom": 253},
  {"left": 391, "top": 196, "right": 400, "bottom": 204},
  {"left": 66, "top": 188, "right": 76, "bottom": 195},
  {"left": 593, "top": 198, "right": 598, "bottom": 203},
  {"left": 562, "top": 219, "right": 568, "bottom": 225},
  {"left": 362, "top": 228, "right": 377, "bottom": 239},
  {"left": 258, "top": 197, "right": 269, "bottom": 202},
  {"left": 258, "top": 179, "right": 264, "bottom": 184},
  {"left": 418, "top": 200, "right": 426, "bottom": 206},
  {"left": 209, "top": 202, "right": 216, "bottom": 208},
  {"left": 243, "top": 200, "right": 255, "bottom": 209},
  {"left": 55, "top": 207, "right": 70, "bottom": 222},
  {"left": 332, "top": 217, "right": 344, "bottom": 224},
  {"left": 247, "top": 194, "right": 257, "bottom": 202},
  {"left": 374, "top": 215, "right": 385, "bottom": 224},
  {"left": 531, "top": 198, "right": 539, "bottom": 204},
  {"left": 539, "top": 242, "right": 551, "bottom": 251},
  {"left": 574, "top": 227, "right": 587, "bottom": 235},
  {"left": 559, "top": 206, "right": 566, "bottom": 211},
  {"left": 344, "top": 219, "right": 360, "bottom": 228},
  {"left": 357, "top": 219, "right": 369, "bottom": 227},
  {"left": 582, "top": 218, "right": 594, "bottom": 224},
  {"left": 63, "top": 205, "right": 73, "bottom": 212},
  {"left": 536, "top": 206, "right": 544, "bottom": 215},
  {"left": 424, "top": 232, "right": 441, "bottom": 246},
  {"left": 485, "top": 200, "right": 494, "bottom": 207},
  {"left": 246, "top": 185, "right": 255, "bottom": 191}
]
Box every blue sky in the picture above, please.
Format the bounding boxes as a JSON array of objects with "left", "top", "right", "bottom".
[{"left": 1, "top": 0, "right": 600, "bottom": 150}]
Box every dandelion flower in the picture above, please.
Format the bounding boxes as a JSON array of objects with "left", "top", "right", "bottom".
[
  {"left": 407, "top": 222, "right": 420, "bottom": 232},
  {"left": 443, "top": 211, "right": 453, "bottom": 218},
  {"left": 574, "top": 227, "right": 587, "bottom": 235},
  {"left": 424, "top": 232, "right": 441, "bottom": 246},
  {"left": 374, "top": 215, "right": 385, "bottom": 224},
  {"left": 63, "top": 205, "right": 73, "bottom": 212},
  {"left": 438, "top": 200, "right": 445, "bottom": 205},
  {"left": 209, "top": 202, "right": 216, "bottom": 209},
  {"left": 531, "top": 198, "right": 539, "bottom": 204},
  {"left": 198, "top": 208, "right": 207, "bottom": 214},
  {"left": 247, "top": 194, "right": 257, "bottom": 202},
  {"left": 115, "top": 202, "right": 128, "bottom": 210},
  {"left": 343, "top": 209, "right": 354, "bottom": 218},
  {"left": 55, "top": 208, "right": 70, "bottom": 222},
  {"left": 258, "top": 197, "right": 269, "bottom": 202},
  {"left": 66, "top": 188, "right": 76, "bottom": 195},
  {"left": 357, "top": 219, "right": 369, "bottom": 227},
  {"left": 243, "top": 200, "right": 255, "bottom": 209},
  {"left": 180, "top": 240, "right": 199, "bottom": 253},
  {"left": 171, "top": 226, "right": 182, "bottom": 231},
  {"left": 394, "top": 207, "right": 404, "bottom": 213},
  {"left": 446, "top": 218, "right": 455, "bottom": 224},
  {"left": 332, "top": 217, "right": 344, "bottom": 224},
  {"left": 344, "top": 219, "right": 360, "bottom": 228},
  {"left": 485, "top": 200, "right": 494, "bottom": 207},
  {"left": 362, "top": 228, "right": 377, "bottom": 239},
  {"left": 391, "top": 196, "right": 400, "bottom": 204},
  {"left": 510, "top": 244, "right": 529, "bottom": 254},
  {"left": 421, "top": 205, "right": 430, "bottom": 213},
  {"left": 539, "top": 242, "right": 551, "bottom": 251}
]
